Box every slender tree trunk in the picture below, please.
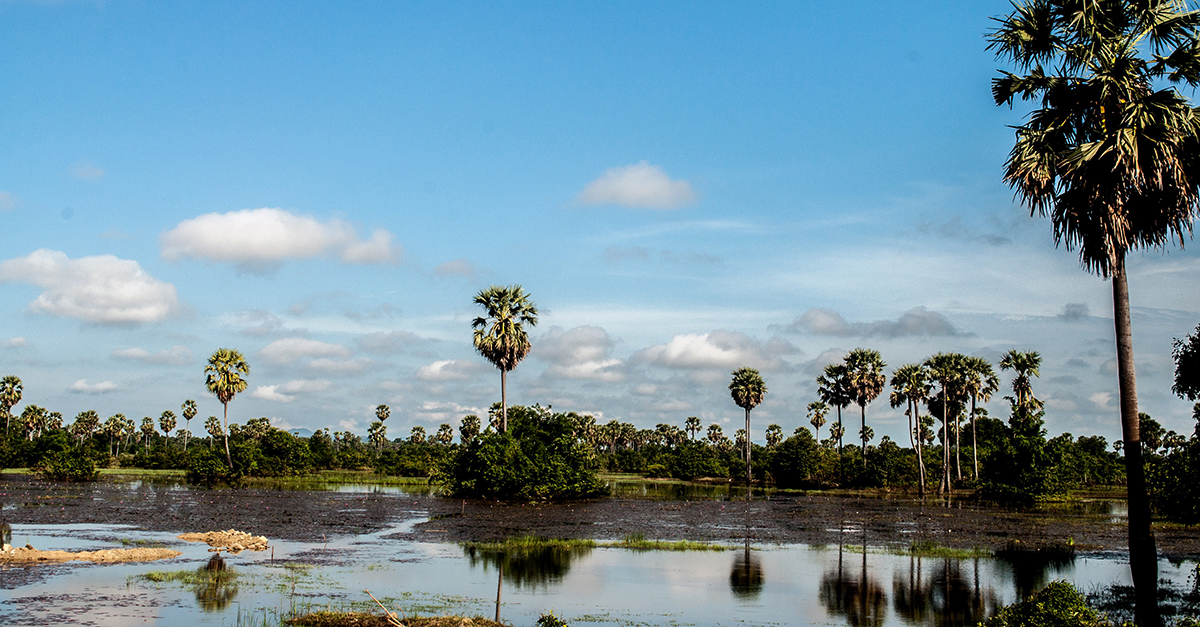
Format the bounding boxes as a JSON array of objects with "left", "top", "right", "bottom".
[
  {"left": 495, "top": 559, "right": 504, "bottom": 623},
  {"left": 222, "top": 402, "right": 233, "bottom": 469},
  {"left": 745, "top": 407, "right": 752, "bottom": 497},
  {"left": 500, "top": 369, "right": 508, "bottom": 433},
  {"left": 909, "top": 399, "right": 926, "bottom": 497},
  {"left": 955, "top": 406, "right": 962, "bottom": 481},
  {"left": 1113, "top": 260, "right": 1160, "bottom": 627},
  {"left": 971, "top": 397, "right": 979, "bottom": 481},
  {"left": 836, "top": 405, "right": 843, "bottom": 456},
  {"left": 861, "top": 404, "right": 867, "bottom": 469},
  {"left": 940, "top": 392, "right": 949, "bottom": 495},
  {"left": 184, "top": 420, "right": 189, "bottom": 452}
]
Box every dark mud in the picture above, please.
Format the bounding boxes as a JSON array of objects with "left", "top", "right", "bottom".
[{"left": 3, "top": 475, "right": 1199, "bottom": 560}]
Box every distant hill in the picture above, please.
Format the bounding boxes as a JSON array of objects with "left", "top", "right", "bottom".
[{"left": 287, "top": 428, "right": 315, "bottom": 438}]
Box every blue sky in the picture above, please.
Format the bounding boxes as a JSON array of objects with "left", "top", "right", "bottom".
[{"left": 1, "top": 0, "right": 1198, "bottom": 444}]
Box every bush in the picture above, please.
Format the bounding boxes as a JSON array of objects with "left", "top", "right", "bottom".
[
  {"left": 982, "top": 581, "right": 1108, "bottom": 627},
  {"left": 770, "top": 430, "right": 819, "bottom": 488},
  {"left": 667, "top": 441, "right": 726, "bottom": 480},
  {"left": 536, "top": 612, "right": 569, "bottom": 627},
  {"left": 441, "top": 405, "right": 608, "bottom": 500},
  {"left": 34, "top": 449, "right": 98, "bottom": 482},
  {"left": 644, "top": 463, "right": 670, "bottom": 478},
  {"left": 187, "top": 447, "right": 241, "bottom": 486}
]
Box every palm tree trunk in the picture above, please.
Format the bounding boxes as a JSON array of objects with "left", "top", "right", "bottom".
[
  {"left": 184, "top": 420, "right": 189, "bottom": 452},
  {"left": 861, "top": 404, "right": 867, "bottom": 469},
  {"left": 836, "top": 405, "right": 843, "bottom": 456},
  {"left": 971, "top": 397, "right": 979, "bottom": 481},
  {"left": 955, "top": 407, "right": 962, "bottom": 481},
  {"left": 744, "top": 407, "right": 752, "bottom": 496},
  {"left": 500, "top": 369, "right": 508, "bottom": 433},
  {"left": 222, "top": 402, "right": 233, "bottom": 469},
  {"left": 1113, "top": 259, "right": 1160, "bottom": 627},
  {"left": 495, "top": 559, "right": 504, "bottom": 623},
  {"left": 908, "top": 399, "right": 925, "bottom": 497},
  {"left": 940, "top": 392, "right": 949, "bottom": 495}
]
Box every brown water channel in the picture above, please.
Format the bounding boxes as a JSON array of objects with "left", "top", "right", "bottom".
[{"left": 0, "top": 475, "right": 1193, "bottom": 626}]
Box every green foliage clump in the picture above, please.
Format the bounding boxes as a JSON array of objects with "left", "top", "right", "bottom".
[
  {"left": 667, "top": 441, "right": 726, "bottom": 480},
  {"left": 187, "top": 447, "right": 241, "bottom": 486},
  {"left": 536, "top": 611, "right": 569, "bottom": 627},
  {"left": 769, "top": 430, "right": 818, "bottom": 488},
  {"left": 441, "top": 405, "right": 608, "bottom": 500},
  {"left": 981, "top": 581, "right": 1109, "bottom": 627},
  {"left": 34, "top": 449, "right": 98, "bottom": 481},
  {"left": 375, "top": 442, "right": 448, "bottom": 477}
]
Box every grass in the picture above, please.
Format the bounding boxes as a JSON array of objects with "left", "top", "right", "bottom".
[
  {"left": 98, "top": 468, "right": 186, "bottom": 477},
  {"left": 460, "top": 534, "right": 732, "bottom": 553},
  {"left": 118, "top": 538, "right": 168, "bottom": 548},
  {"left": 138, "top": 568, "right": 239, "bottom": 586},
  {"left": 836, "top": 541, "right": 994, "bottom": 559}
]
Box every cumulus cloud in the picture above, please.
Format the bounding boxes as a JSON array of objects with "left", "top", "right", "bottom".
[
  {"left": 0, "top": 249, "right": 180, "bottom": 324},
  {"left": 535, "top": 326, "right": 626, "bottom": 382},
  {"left": 70, "top": 379, "right": 118, "bottom": 394},
  {"left": 412, "top": 400, "right": 482, "bottom": 423},
  {"left": 784, "top": 306, "right": 963, "bottom": 338},
  {"left": 356, "top": 331, "right": 421, "bottom": 355},
  {"left": 259, "top": 338, "right": 351, "bottom": 365},
  {"left": 0, "top": 192, "right": 18, "bottom": 212},
  {"left": 250, "top": 378, "right": 332, "bottom": 402},
  {"left": 434, "top": 258, "right": 479, "bottom": 278},
  {"left": 231, "top": 310, "right": 289, "bottom": 337},
  {"left": 417, "top": 359, "right": 484, "bottom": 381},
  {"left": 575, "top": 161, "right": 698, "bottom": 209},
  {"left": 112, "top": 345, "right": 193, "bottom": 366},
  {"left": 634, "top": 330, "right": 796, "bottom": 371},
  {"left": 70, "top": 162, "right": 105, "bottom": 180},
  {"left": 802, "top": 348, "right": 849, "bottom": 376},
  {"left": 160, "top": 208, "right": 401, "bottom": 273},
  {"left": 3, "top": 337, "right": 27, "bottom": 348},
  {"left": 1059, "top": 303, "right": 1090, "bottom": 321}
]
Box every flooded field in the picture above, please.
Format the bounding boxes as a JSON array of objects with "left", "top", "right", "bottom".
[{"left": 0, "top": 475, "right": 1194, "bottom": 626}]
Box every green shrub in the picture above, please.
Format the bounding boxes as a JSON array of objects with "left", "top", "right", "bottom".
[
  {"left": 536, "top": 611, "right": 569, "bottom": 627},
  {"left": 982, "top": 581, "right": 1109, "bottom": 627},
  {"left": 441, "top": 405, "right": 608, "bottom": 500},
  {"left": 644, "top": 463, "right": 670, "bottom": 478},
  {"left": 770, "top": 430, "right": 819, "bottom": 488},
  {"left": 667, "top": 441, "right": 726, "bottom": 480},
  {"left": 186, "top": 447, "right": 241, "bottom": 486},
  {"left": 34, "top": 450, "right": 98, "bottom": 482}
]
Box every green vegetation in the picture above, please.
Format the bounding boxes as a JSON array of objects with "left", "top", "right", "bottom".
[
  {"left": 460, "top": 534, "right": 730, "bottom": 552},
  {"left": 472, "top": 284, "right": 538, "bottom": 433},
  {"left": 982, "top": 581, "right": 1108, "bottom": 627},
  {"left": 441, "top": 404, "right": 607, "bottom": 500},
  {"left": 33, "top": 448, "right": 97, "bottom": 481}
]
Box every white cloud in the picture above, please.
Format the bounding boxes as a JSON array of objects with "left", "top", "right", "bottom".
[
  {"left": 0, "top": 192, "right": 18, "bottom": 212},
  {"left": 575, "top": 161, "right": 698, "bottom": 209},
  {"left": 634, "top": 330, "right": 796, "bottom": 371},
  {"left": 112, "top": 345, "right": 193, "bottom": 366},
  {"left": 160, "top": 208, "right": 400, "bottom": 272},
  {"left": 251, "top": 378, "right": 332, "bottom": 402},
  {"left": 70, "top": 162, "right": 105, "bottom": 180},
  {"left": 259, "top": 338, "right": 351, "bottom": 365},
  {"left": 308, "top": 357, "right": 373, "bottom": 375},
  {"left": 356, "top": 331, "right": 420, "bottom": 355},
  {"left": 3, "top": 337, "right": 27, "bottom": 348},
  {"left": 434, "top": 258, "right": 479, "bottom": 278},
  {"left": 0, "top": 249, "right": 180, "bottom": 324},
  {"left": 69, "top": 379, "right": 118, "bottom": 394},
  {"left": 412, "top": 401, "right": 482, "bottom": 423},
  {"left": 784, "top": 306, "right": 964, "bottom": 338},
  {"left": 536, "top": 326, "right": 626, "bottom": 382},
  {"left": 417, "top": 359, "right": 483, "bottom": 381}
]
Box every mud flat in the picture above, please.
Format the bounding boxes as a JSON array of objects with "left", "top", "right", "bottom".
[{"left": 0, "top": 544, "right": 180, "bottom": 563}]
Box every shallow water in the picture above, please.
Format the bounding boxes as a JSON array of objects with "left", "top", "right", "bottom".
[{"left": 0, "top": 517, "right": 1190, "bottom": 627}]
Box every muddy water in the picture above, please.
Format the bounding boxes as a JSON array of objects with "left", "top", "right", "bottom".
[{"left": 0, "top": 478, "right": 1192, "bottom": 626}]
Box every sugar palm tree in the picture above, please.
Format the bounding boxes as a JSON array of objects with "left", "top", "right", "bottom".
[
  {"left": 991, "top": 3, "right": 1200, "bottom": 619},
  {"left": 962, "top": 356, "right": 1000, "bottom": 480},
  {"left": 376, "top": 404, "right": 390, "bottom": 423},
  {"left": 999, "top": 350, "right": 1041, "bottom": 413},
  {"left": 845, "top": 348, "right": 886, "bottom": 469},
  {"left": 181, "top": 399, "right": 197, "bottom": 451},
  {"left": 0, "top": 375, "right": 22, "bottom": 433},
  {"left": 807, "top": 401, "right": 829, "bottom": 443},
  {"left": 817, "top": 363, "right": 852, "bottom": 455},
  {"left": 685, "top": 416, "right": 701, "bottom": 440},
  {"left": 765, "top": 424, "right": 783, "bottom": 449},
  {"left": 204, "top": 348, "right": 250, "bottom": 468},
  {"left": 472, "top": 285, "right": 538, "bottom": 433},
  {"left": 1174, "top": 324, "right": 1200, "bottom": 401},
  {"left": 730, "top": 367, "right": 767, "bottom": 493},
  {"left": 890, "top": 363, "right": 931, "bottom": 496}
]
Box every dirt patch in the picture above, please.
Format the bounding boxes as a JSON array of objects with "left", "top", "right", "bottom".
[
  {"left": 0, "top": 544, "right": 181, "bottom": 564},
  {"left": 178, "top": 529, "right": 269, "bottom": 553},
  {"left": 288, "top": 613, "right": 502, "bottom": 627}
]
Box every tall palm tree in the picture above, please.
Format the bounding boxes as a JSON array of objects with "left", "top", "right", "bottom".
[
  {"left": 845, "top": 348, "right": 887, "bottom": 468},
  {"left": 181, "top": 399, "right": 197, "bottom": 451},
  {"left": 730, "top": 367, "right": 767, "bottom": 493},
  {"left": 924, "top": 353, "right": 965, "bottom": 495},
  {"left": 991, "top": 3, "right": 1200, "bottom": 620},
  {"left": 890, "top": 363, "right": 931, "bottom": 496},
  {"left": 376, "top": 404, "right": 390, "bottom": 423},
  {"left": 999, "top": 350, "right": 1042, "bottom": 413},
  {"left": 807, "top": 401, "right": 829, "bottom": 443},
  {"left": 204, "top": 348, "right": 250, "bottom": 468},
  {"left": 472, "top": 285, "right": 538, "bottom": 433},
  {"left": 685, "top": 416, "right": 701, "bottom": 440},
  {"left": 0, "top": 375, "right": 22, "bottom": 433},
  {"left": 962, "top": 356, "right": 1000, "bottom": 481},
  {"left": 817, "top": 363, "right": 852, "bottom": 456}
]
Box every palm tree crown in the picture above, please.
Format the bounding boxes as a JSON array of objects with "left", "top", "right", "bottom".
[
  {"left": 729, "top": 367, "right": 767, "bottom": 411},
  {"left": 0, "top": 375, "right": 22, "bottom": 433},
  {"left": 472, "top": 284, "right": 538, "bottom": 432}
]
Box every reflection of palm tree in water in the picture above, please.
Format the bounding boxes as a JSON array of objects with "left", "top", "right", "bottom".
[
  {"left": 819, "top": 523, "right": 886, "bottom": 627},
  {"left": 464, "top": 545, "right": 591, "bottom": 590},
  {"left": 891, "top": 555, "right": 1001, "bottom": 626},
  {"left": 195, "top": 555, "right": 238, "bottom": 612},
  {"left": 729, "top": 539, "right": 764, "bottom": 599}
]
